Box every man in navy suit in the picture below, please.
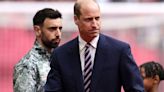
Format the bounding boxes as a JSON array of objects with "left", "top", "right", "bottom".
[{"left": 45, "top": 0, "right": 144, "bottom": 92}]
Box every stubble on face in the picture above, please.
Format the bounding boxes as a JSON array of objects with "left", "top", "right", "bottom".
[
  {"left": 42, "top": 38, "right": 60, "bottom": 49},
  {"left": 40, "top": 18, "right": 62, "bottom": 50}
]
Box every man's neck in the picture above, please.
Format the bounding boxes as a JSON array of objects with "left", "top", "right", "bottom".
[{"left": 36, "top": 39, "right": 52, "bottom": 53}]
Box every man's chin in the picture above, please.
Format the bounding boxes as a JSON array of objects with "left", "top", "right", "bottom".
[
  {"left": 90, "top": 33, "right": 98, "bottom": 38},
  {"left": 51, "top": 44, "right": 59, "bottom": 48}
]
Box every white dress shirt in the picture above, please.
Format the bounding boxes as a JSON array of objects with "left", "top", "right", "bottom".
[{"left": 78, "top": 35, "right": 99, "bottom": 75}]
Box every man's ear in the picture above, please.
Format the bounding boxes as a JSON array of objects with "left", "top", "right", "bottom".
[
  {"left": 153, "top": 75, "right": 160, "bottom": 84},
  {"left": 74, "top": 15, "right": 79, "bottom": 25},
  {"left": 33, "top": 25, "right": 41, "bottom": 37}
]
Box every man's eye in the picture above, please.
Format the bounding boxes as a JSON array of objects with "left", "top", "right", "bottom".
[
  {"left": 95, "top": 17, "right": 100, "bottom": 20},
  {"left": 85, "top": 18, "right": 92, "bottom": 21},
  {"left": 59, "top": 27, "right": 62, "bottom": 30}
]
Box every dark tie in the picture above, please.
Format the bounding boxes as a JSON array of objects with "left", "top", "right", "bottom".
[{"left": 84, "top": 43, "right": 92, "bottom": 92}]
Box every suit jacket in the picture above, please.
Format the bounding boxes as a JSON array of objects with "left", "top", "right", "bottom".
[{"left": 45, "top": 34, "right": 144, "bottom": 92}]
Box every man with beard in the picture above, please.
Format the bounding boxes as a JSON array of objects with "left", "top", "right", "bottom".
[{"left": 13, "top": 8, "right": 62, "bottom": 92}]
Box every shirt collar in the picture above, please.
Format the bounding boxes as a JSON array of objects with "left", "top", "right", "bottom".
[
  {"left": 79, "top": 34, "right": 99, "bottom": 51},
  {"left": 33, "top": 40, "right": 51, "bottom": 59}
]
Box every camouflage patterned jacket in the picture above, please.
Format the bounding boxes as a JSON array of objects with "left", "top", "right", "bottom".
[{"left": 13, "top": 41, "right": 51, "bottom": 92}]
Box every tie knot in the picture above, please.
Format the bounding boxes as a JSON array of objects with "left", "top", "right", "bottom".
[{"left": 85, "top": 43, "right": 91, "bottom": 48}]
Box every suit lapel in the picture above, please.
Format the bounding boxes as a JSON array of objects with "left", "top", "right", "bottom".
[
  {"left": 91, "top": 34, "right": 107, "bottom": 91},
  {"left": 68, "top": 37, "right": 84, "bottom": 92},
  {"left": 68, "top": 35, "right": 108, "bottom": 92}
]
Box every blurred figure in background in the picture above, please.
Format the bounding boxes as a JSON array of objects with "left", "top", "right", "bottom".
[
  {"left": 13, "top": 8, "right": 62, "bottom": 92},
  {"left": 140, "top": 61, "right": 164, "bottom": 92}
]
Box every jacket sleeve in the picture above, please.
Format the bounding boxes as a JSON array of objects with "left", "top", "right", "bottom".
[
  {"left": 120, "top": 44, "right": 145, "bottom": 92},
  {"left": 13, "top": 62, "right": 38, "bottom": 92}
]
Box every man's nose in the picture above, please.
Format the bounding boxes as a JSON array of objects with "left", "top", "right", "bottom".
[
  {"left": 55, "top": 29, "right": 61, "bottom": 38},
  {"left": 91, "top": 19, "right": 98, "bottom": 28}
]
